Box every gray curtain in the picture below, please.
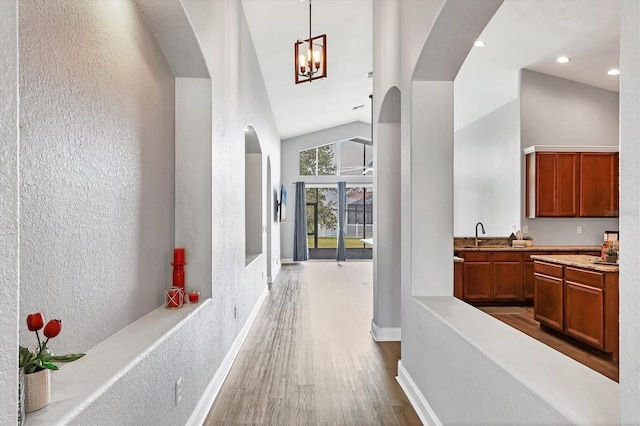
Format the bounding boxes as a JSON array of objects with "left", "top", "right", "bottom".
[
  {"left": 337, "top": 181, "right": 347, "bottom": 261},
  {"left": 293, "top": 182, "right": 309, "bottom": 261}
]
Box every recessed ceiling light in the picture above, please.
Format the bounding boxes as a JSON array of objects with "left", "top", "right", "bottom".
[
  {"left": 352, "top": 105, "right": 365, "bottom": 111},
  {"left": 556, "top": 56, "right": 570, "bottom": 64},
  {"left": 607, "top": 69, "right": 620, "bottom": 76},
  {"left": 474, "top": 40, "right": 486, "bottom": 48}
]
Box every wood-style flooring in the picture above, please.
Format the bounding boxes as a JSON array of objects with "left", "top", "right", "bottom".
[
  {"left": 478, "top": 306, "right": 619, "bottom": 382},
  {"left": 205, "top": 262, "right": 421, "bottom": 425}
]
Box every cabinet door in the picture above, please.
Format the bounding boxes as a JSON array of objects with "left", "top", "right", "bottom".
[
  {"left": 564, "top": 281, "right": 604, "bottom": 348},
  {"left": 579, "top": 153, "right": 619, "bottom": 217},
  {"left": 556, "top": 153, "right": 579, "bottom": 216},
  {"left": 534, "top": 273, "right": 564, "bottom": 331},
  {"left": 523, "top": 262, "right": 535, "bottom": 300},
  {"left": 535, "top": 153, "right": 557, "bottom": 216},
  {"left": 494, "top": 261, "right": 524, "bottom": 300},
  {"left": 463, "top": 262, "right": 492, "bottom": 301},
  {"left": 535, "top": 153, "right": 578, "bottom": 217},
  {"left": 454, "top": 261, "right": 463, "bottom": 299}
]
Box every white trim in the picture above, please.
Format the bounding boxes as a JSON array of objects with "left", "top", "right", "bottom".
[
  {"left": 396, "top": 360, "right": 441, "bottom": 426},
  {"left": 187, "top": 286, "right": 269, "bottom": 425},
  {"left": 370, "top": 320, "right": 401, "bottom": 341},
  {"left": 523, "top": 145, "right": 619, "bottom": 154}
]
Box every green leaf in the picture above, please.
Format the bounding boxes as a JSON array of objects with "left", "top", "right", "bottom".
[
  {"left": 40, "top": 361, "right": 59, "bottom": 370},
  {"left": 45, "top": 353, "right": 85, "bottom": 363}
]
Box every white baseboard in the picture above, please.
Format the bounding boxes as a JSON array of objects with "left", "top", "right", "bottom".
[
  {"left": 187, "top": 286, "right": 269, "bottom": 425},
  {"left": 396, "top": 360, "right": 441, "bottom": 426},
  {"left": 370, "top": 320, "right": 401, "bottom": 342}
]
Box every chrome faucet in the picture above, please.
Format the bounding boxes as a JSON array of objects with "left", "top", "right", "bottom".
[{"left": 475, "top": 222, "right": 485, "bottom": 247}]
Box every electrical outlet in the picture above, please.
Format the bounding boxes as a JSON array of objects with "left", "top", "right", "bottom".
[
  {"left": 522, "top": 225, "right": 528, "bottom": 234},
  {"left": 234, "top": 304, "right": 237, "bottom": 319},
  {"left": 577, "top": 226, "right": 583, "bottom": 234},
  {"left": 175, "top": 377, "right": 182, "bottom": 406}
]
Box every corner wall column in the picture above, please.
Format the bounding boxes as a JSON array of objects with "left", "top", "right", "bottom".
[
  {"left": 619, "top": 0, "right": 640, "bottom": 423},
  {"left": 409, "top": 81, "right": 454, "bottom": 297}
]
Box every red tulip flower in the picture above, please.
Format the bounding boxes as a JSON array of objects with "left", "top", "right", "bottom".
[
  {"left": 43, "top": 319, "right": 62, "bottom": 339},
  {"left": 19, "top": 314, "right": 84, "bottom": 374},
  {"left": 26, "top": 313, "right": 44, "bottom": 331}
]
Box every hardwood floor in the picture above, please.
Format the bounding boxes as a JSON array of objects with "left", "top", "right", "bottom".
[
  {"left": 478, "top": 306, "right": 619, "bottom": 382},
  {"left": 204, "top": 262, "right": 421, "bottom": 425}
]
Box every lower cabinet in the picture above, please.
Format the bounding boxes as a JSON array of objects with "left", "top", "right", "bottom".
[
  {"left": 533, "top": 261, "right": 564, "bottom": 330},
  {"left": 460, "top": 251, "right": 523, "bottom": 302},
  {"left": 534, "top": 261, "right": 618, "bottom": 361}
]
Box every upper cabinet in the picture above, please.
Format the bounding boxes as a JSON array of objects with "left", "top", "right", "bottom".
[{"left": 525, "top": 146, "right": 619, "bottom": 218}]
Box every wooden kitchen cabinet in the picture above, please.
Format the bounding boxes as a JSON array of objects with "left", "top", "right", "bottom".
[
  {"left": 533, "top": 258, "right": 619, "bottom": 362},
  {"left": 459, "top": 251, "right": 523, "bottom": 302},
  {"left": 527, "top": 152, "right": 578, "bottom": 217},
  {"left": 579, "top": 153, "right": 619, "bottom": 217},
  {"left": 533, "top": 262, "right": 564, "bottom": 331},
  {"left": 494, "top": 252, "right": 524, "bottom": 300},
  {"left": 462, "top": 253, "right": 492, "bottom": 301},
  {"left": 525, "top": 149, "right": 618, "bottom": 218}
]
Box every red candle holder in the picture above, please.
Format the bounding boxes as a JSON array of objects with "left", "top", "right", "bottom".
[
  {"left": 188, "top": 291, "right": 200, "bottom": 304},
  {"left": 172, "top": 248, "right": 187, "bottom": 295},
  {"left": 166, "top": 287, "right": 184, "bottom": 309}
]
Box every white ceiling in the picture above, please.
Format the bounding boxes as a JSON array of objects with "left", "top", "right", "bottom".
[
  {"left": 241, "top": 0, "right": 373, "bottom": 140},
  {"left": 241, "top": 0, "right": 620, "bottom": 139}
]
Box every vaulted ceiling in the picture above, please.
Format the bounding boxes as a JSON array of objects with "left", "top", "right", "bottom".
[{"left": 241, "top": 0, "right": 620, "bottom": 139}]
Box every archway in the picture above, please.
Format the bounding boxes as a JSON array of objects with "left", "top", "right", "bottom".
[{"left": 245, "top": 125, "right": 263, "bottom": 265}]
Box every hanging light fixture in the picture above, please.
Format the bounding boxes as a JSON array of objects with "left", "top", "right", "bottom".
[{"left": 294, "top": 0, "right": 326, "bottom": 84}]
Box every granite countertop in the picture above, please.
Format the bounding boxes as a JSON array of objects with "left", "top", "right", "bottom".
[
  {"left": 455, "top": 245, "right": 601, "bottom": 252},
  {"left": 530, "top": 254, "right": 619, "bottom": 273}
]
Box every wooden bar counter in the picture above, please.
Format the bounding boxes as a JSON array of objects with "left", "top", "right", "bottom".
[{"left": 531, "top": 254, "right": 619, "bottom": 362}]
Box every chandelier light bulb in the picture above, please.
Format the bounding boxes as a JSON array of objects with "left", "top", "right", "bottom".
[{"left": 299, "top": 54, "right": 307, "bottom": 73}]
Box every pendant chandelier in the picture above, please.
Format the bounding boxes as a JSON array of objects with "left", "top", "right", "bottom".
[{"left": 294, "top": 0, "right": 326, "bottom": 84}]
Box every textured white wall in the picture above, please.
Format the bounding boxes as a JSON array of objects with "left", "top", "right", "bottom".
[
  {"left": 19, "top": 0, "right": 175, "bottom": 353},
  {"left": 175, "top": 78, "right": 212, "bottom": 298},
  {"left": 180, "top": 0, "right": 281, "bottom": 359},
  {"left": 520, "top": 69, "right": 619, "bottom": 245},
  {"left": 280, "top": 121, "right": 372, "bottom": 260},
  {"left": 454, "top": 99, "right": 520, "bottom": 237},
  {"left": 11, "top": 0, "right": 282, "bottom": 424},
  {"left": 619, "top": 1, "right": 640, "bottom": 422},
  {"left": 0, "top": 1, "right": 19, "bottom": 423}
]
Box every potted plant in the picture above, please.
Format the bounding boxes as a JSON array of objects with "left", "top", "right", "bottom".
[
  {"left": 19, "top": 313, "right": 85, "bottom": 412},
  {"left": 605, "top": 246, "right": 617, "bottom": 263}
]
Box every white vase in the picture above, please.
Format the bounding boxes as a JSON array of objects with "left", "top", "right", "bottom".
[{"left": 24, "top": 369, "right": 50, "bottom": 412}]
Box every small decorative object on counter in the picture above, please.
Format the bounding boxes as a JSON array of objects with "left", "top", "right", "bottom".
[
  {"left": 19, "top": 313, "right": 85, "bottom": 412},
  {"left": 166, "top": 286, "right": 184, "bottom": 309},
  {"left": 172, "top": 248, "right": 187, "bottom": 296},
  {"left": 188, "top": 291, "right": 200, "bottom": 304}
]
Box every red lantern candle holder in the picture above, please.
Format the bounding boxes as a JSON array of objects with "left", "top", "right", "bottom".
[{"left": 166, "top": 287, "right": 184, "bottom": 309}]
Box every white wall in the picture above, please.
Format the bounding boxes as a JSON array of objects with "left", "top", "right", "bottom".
[
  {"left": 619, "top": 1, "right": 640, "bottom": 422},
  {"left": 520, "top": 69, "right": 619, "bottom": 245},
  {"left": 175, "top": 78, "right": 212, "bottom": 299},
  {"left": 454, "top": 99, "right": 520, "bottom": 237},
  {"left": 280, "top": 121, "right": 371, "bottom": 260},
  {"left": 6, "top": 0, "right": 282, "bottom": 424},
  {"left": 19, "top": 0, "right": 175, "bottom": 354},
  {"left": 0, "top": 1, "right": 19, "bottom": 423}
]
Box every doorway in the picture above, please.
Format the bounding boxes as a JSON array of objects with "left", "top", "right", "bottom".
[{"left": 305, "top": 186, "right": 373, "bottom": 260}]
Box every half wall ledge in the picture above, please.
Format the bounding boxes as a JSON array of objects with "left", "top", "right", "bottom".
[
  {"left": 24, "top": 300, "right": 210, "bottom": 425},
  {"left": 405, "top": 296, "right": 619, "bottom": 424}
]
